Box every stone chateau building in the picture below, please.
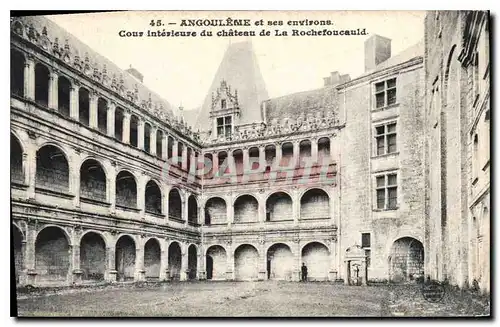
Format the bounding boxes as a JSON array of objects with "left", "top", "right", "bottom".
[
  {"left": 424, "top": 11, "right": 490, "bottom": 293},
  {"left": 10, "top": 12, "right": 488, "bottom": 291}
]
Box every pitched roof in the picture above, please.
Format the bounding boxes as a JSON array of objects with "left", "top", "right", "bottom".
[
  {"left": 15, "top": 15, "right": 177, "bottom": 118},
  {"left": 194, "top": 40, "right": 269, "bottom": 131},
  {"left": 263, "top": 85, "right": 339, "bottom": 124}
]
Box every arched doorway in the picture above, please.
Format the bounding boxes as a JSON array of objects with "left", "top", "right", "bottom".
[
  {"left": 168, "top": 242, "right": 182, "bottom": 280},
  {"left": 234, "top": 244, "right": 259, "bottom": 281},
  {"left": 188, "top": 196, "right": 198, "bottom": 225},
  {"left": 115, "top": 235, "right": 136, "bottom": 281},
  {"left": 188, "top": 244, "right": 197, "bottom": 280},
  {"left": 80, "top": 232, "right": 106, "bottom": 281},
  {"left": 206, "top": 245, "right": 226, "bottom": 280},
  {"left": 301, "top": 242, "right": 329, "bottom": 281},
  {"left": 35, "top": 226, "right": 70, "bottom": 284},
  {"left": 13, "top": 225, "right": 24, "bottom": 285},
  {"left": 267, "top": 243, "right": 293, "bottom": 280},
  {"left": 116, "top": 171, "right": 137, "bottom": 208},
  {"left": 144, "top": 238, "right": 161, "bottom": 280},
  {"left": 389, "top": 237, "right": 424, "bottom": 282}
]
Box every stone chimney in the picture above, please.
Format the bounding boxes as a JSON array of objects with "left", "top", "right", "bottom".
[
  {"left": 364, "top": 35, "right": 391, "bottom": 72},
  {"left": 125, "top": 65, "right": 144, "bottom": 83}
]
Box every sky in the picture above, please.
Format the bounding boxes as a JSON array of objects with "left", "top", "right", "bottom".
[{"left": 47, "top": 11, "right": 426, "bottom": 112}]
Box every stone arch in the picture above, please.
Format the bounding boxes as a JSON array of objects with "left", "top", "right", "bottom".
[
  {"left": 234, "top": 194, "right": 259, "bottom": 223},
  {"left": 11, "top": 132, "right": 24, "bottom": 183},
  {"left": 206, "top": 245, "right": 227, "bottom": 280},
  {"left": 35, "top": 226, "right": 71, "bottom": 284},
  {"left": 388, "top": 237, "right": 424, "bottom": 282},
  {"left": 115, "top": 235, "right": 136, "bottom": 281},
  {"left": 188, "top": 195, "right": 198, "bottom": 225},
  {"left": 78, "top": 87, "right": 90, "bottom": 126},
  {"left": 144, "top": 122, "right": 151, "bottom": 153},
  {"left": 188, "top": 244, "right": 198, "bottom": 280},
  {"left": 267, "top": 243, "right": 293, "bottom": 280},
  {"left": 318, "top": 137, "right": 331, "bottom": 162},
  {"left": 204, "top": 197, "right": 227, "bottom": 225},
  {"left": 300, "top": 188, "right": 330, "bottom": 220},
  {"left": 144, "top": 237, "right": 161, "bottom": 280},
  {"left": 57, "top": 75, "right": 71, "bottom": 117},
  {"left": 145, "top": 179, "right": 162, "bottom": 214},
  {"left": 36, "top": 144, "right": 70, "bottom": 193},
  {"left": 129, "top": 114, "right": 139, "bottom": 147},
  {"left": 168, "top": 188, "right": 183, "bottom": 221},
  {"left": 80, "top": 158, "right": 107, "bottom": 202},
  {"left": 168, "top": 241, "right": 182, "bottom": 280},
  {"left": 11, "top": 48, "right": 25, "bottom": 97},
  {"left": 281, "top": 142, "right": 294, "bottom": 166},
  {"left": 116, "top": 170, "right": 137, "bottom": 208},
  {"left": 234, "top": 244, "right": 259, "bottom": 281},
  {"left": 97, "top": 97, "right": 108, "bottom": 134},
  {"left": 13, "top": 224, "right": 24, "bottom": 284},
  {"left": 80, "top": 231, "right": 106, "bottom": 281},
  {"left": 266, "top": 191, "right": 293, "bottom": 222},
  {"left": 301, "top": 241, "right": 330, "bottom": 281},
  {"left": 114, "top": 107, "right": 124, "bottom": 141},
  {"left": 34, "top": 62, "right": 50, "bottom": 106}
]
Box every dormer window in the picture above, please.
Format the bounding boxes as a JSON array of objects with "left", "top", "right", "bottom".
[
  {"left": 217, "top": 116, "right": 232, "bottom": 138},
  {"left": 221, "top": 99, "right": 227, "bottom": 109}
]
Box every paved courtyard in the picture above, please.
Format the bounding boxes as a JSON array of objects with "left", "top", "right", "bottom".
[{"left": 15, "top": 281, "right": 490, "bottom": 317}]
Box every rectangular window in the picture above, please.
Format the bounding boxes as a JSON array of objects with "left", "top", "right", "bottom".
[
  {"left": 375, "top": 173, "right": 398, "bottom": 210},
  {"left": 374, "top": 122, "right": 397, "bottom": 156},
  {"left": 217, "top": 115, "right": 232, "bottom": 138},
  {"left": 361, "top": 233, "right": 371, "bottom": 267},
  {"left": 374, "top": 78, "right": 397, "bottom": 109}
]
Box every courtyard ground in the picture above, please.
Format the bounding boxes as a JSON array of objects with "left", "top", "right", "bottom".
[{"left": 15, "top": 281, "right": 490, "bottom": 317}]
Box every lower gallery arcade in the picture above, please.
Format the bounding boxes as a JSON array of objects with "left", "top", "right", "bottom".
[{"left": 12, "top": 222, "right": 340, "bottom": 285}]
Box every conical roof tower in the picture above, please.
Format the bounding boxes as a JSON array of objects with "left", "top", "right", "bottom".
[{"left": 194, "top": 40, "right": 269, "bottom": 133}]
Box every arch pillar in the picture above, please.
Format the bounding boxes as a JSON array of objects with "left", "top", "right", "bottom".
[
  {"left": 150, "top": 126, "right": 157, "bottom": 156},
  {"left": 48, "top": 71, "right": 58, "bottom": 110},
  {"left": 122, "top": 110, "right": 131, "bottom": 144},
  {"left": 69, "top": 83, "right": 79, "bottom": 120},
  {"left": 137, "top": 119, "right": 145, "bottom": 150},
  {"left": 198, "top": 244, "right": 206, "bottom": 280},
  {"left": 71, "top": 232, "right": 83, "bottom": 284},
  {"left": 258, "top": 195, "right": 265, "bottom": 224},
  {"left": 25, "top": 56, "right": 35, "bottom": 100},
  {"left": 161, "top": 239, "right": 170, "bottom": 281},
  {"left": 107, "top": 101, "right": 116, "bottom": 137},
  {"left": 226, "top": 242, "right": 234, "bottom": 281},
  {"left": 71, "top": 150, "right": 82, "bottom": 207},
  {"left": 292, "top": 190, "right": 300, "bottom": 225},
  {"left": 89, "top": 91, "right": 99, "bottom": 129},
  {"left": 328, "top": 240, "right": 338, "bottom": 281},
  {"left": 26, "top": 143, "right": 37, "bottom": 199},
  {"left": 258, "top": 241, "right": 267, "bottom": 281},
  {"left": 226, "top": 195, "right": 233, "bottom": 227},
  {"left": 105, "top": 241, "right": 117, "bottom": 282},
  {"left": 108, "top": 163, "right": 117, "bottom": 212},
  {"left": 134, "top": 236, "right": 145, "bottom": 281},
  {"left": 180, "top": 242, "right": 188, "bottom": 281},
  {"left": 293, "top": 239, "right": 301, "bottom": 281}
]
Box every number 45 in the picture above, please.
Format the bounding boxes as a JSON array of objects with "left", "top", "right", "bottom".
[{"left": 150, "top": 19, "right": 162, "bottom": 27}]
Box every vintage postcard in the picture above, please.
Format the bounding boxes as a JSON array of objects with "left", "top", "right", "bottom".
[{"left": 10, "top": 10, "right": 490, "bottom": 317}]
